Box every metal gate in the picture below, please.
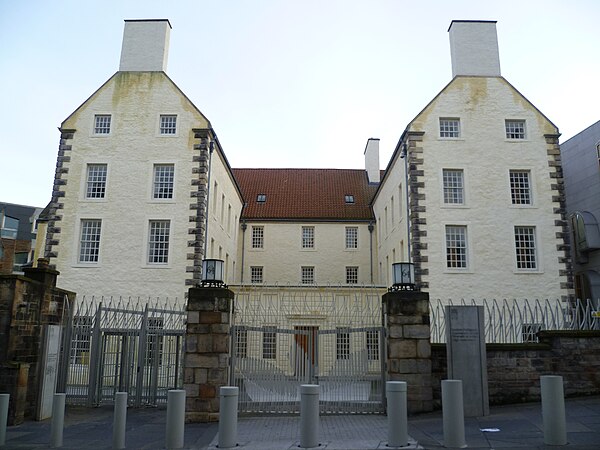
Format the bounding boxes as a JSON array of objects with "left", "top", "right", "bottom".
[
  {"left": 229, "top": 285, "right": 387, "bottom": 414},
  {"left": 57, "top": 297, "right": 185, "bottom": 407}
]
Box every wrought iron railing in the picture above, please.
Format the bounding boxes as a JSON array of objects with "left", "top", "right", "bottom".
[{"left": 430, "top": 298, "right": 600, "bottom": 344}]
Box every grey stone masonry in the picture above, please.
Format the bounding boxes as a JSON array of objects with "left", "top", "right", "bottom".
[
  {"left": 383, "top": 290, "right": 433, "bottom": 414},
  {"left": 184, "top": 286, "right": 234, "bottom": 423}
]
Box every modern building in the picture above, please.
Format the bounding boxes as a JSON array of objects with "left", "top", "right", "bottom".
[
  {"left": 0, "top": 202, "right": 42, "bottom": 274},
  {"left": 373, "top": 20, "right": 571, "bottom": 301},
  {"left": 560, "top": 120, "right": 600, "bottom": 300},
  {"left": 44, "top": 20, "right": 243, "bottom": 300}
]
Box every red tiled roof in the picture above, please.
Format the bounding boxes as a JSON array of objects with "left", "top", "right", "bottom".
[{"left": 232, "top": 168, "right": 378, "bottom": 221}]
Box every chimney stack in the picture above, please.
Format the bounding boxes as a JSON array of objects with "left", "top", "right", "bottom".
[
  {"left": 364, "top": 138, "right": 380, "bottom": 184},
  {"left": 448, "top": 20, "right": 501, "bottom": 77},
  {"left": 119, "top": 19, "right": 171, "bottom": 72}
]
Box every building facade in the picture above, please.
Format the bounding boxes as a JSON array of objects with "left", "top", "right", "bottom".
[
  {"left": 373, "top": 21, "right": 571, "bottom": 301},
  {"left": 44, "top": 20, "right": 243, "bottom": 299},
  {"left": 560, "top": 120, "right": 600, "bottom": 300},
  {"left": 0, "top": 203, "right": 42, "bottom": 274}
]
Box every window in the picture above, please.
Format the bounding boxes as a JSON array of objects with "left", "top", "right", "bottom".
[
  {"left": 262, "top": 326, "right": 276, "bottom": 359},
  {"left": 85, "top": 164, "right": 107, "bottom": 199},
  {"left": 1, "top": 215, "right": 19, "bottom": 239},
  {"left": 439, "top": 118, "right": 460, "bottom": 138},
  {"left": 159, "top": 115, "right": 177, "bottom": 135},
  {"left": 346, "top": 266, "right": 358, "bottom": 284},
  {"left": 257, "top": 194, "right": 266, "bottom": 203},
  {"left": 509, "top": 170, "right": 532, "bottom": 205},
  {"left": 145, "top": 317, "right": 164, "bottom": 367},
  {"left": 514, "top": 226, "right": 537, "bottom": 270},
  {"left": 345, "top": 227, "right": 358, "bottom": 249},
  {"left": 505, "top": 120, "right": 526, "bottom": 139},
  {"left": 345, "top": 195, "right": 354, "bottom": 203},
  {"left": 251, "top": 226, "right": 264, "bottom": 249},
  {"left": 522, "top": 323, "right": 543, "bottom": 343},
  {"left": 445, "top": 225, "right": 467, "bottom": 269},
  {"left": 302, "top": 226, "right": 314, "bottom": 249},
  {"left": 336, "top": 329, "right": 350, "bottom": 360},
  {"left": 79, "top": 219, "right": 102, "bottom": 263},
  {"left": 94, "top": 115, "right": 111, "bottom": 134},
  {"left": 153, "top": 164, "right": 174, "bottom": 199},
  {"left": 301, "top": 266, "right": 314, "bottom": 284},
  {"left": 366, "top": 330, "right": 379, "bottom": 361},
  {"left": 250, "top": 266, "right": 263, "bottom": 284},
  {"left": 148, "top": 220, "right": 170, "bottom": 264},
  {"left": 13, "top": 252, "right": 28, "bottom": 272},
  {"left": 442, "top": 169, "right": 464, "bottom": 204},
  {"left": 235, "top": 328, "right": 247, "bottom": 358}
]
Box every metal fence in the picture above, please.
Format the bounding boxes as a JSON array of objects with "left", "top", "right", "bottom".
[
  {"left": 229, "top": 285, "right": 387, "bottom": 414},
  {"left": 430, "top": 298, "right": 600, "bottom": 343},
  {"left": 57, "top": 296, "right": 186, "bottom": 407}
]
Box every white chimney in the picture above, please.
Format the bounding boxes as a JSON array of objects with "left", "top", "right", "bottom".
[
  {"left": 364, "top": 138, "right": 380, "bottom": 183},
  {"left": 119, "top": 19, "right": 171, "bottom": 72},
  {"left": 448, "top": 20, "right": 501, "bottom": 77}
]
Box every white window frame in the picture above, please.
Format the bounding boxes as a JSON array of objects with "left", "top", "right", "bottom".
[
  {"left": 345, "top": 226, "right": 358, "bottom": 249},
  {"left": 85, "top": 164, "right": 108, "bottom": 199},
  {"left": 442, "top": 169, "right": 465, "bottom": 205},
  {"left": 509, "top": 170, "right": 532, "bottom": 206},
  {"left": 159, "top": 114, "right": 177, "bottom": 135},
  {"left": 93, "top": 114, "right": 111, "bottom": 135},
  {"left": 514, "top": 226, "right": 538, "bottom": 271},
  {"left": 152, "top": 164, "right": 175, "bottom": 200},
  {"left": 251, "top": 226, "right": 264, "bottom": 249},
  {"left": 301, "top": 226, "right": 315, "bottom": 249},
  {"left": 346, "top": 266, "right": 358, "bottom": 284},
  {"left": 250, "top": 266, "right": 263, "bottom": 284},
  {"left": 147, "top": 220, "right": 170, "bottom": 265},
  {"left": 505, "top": 120, "right": 526, "bottom": 140},
  {"left": 445, "top": 224, "right": 468, "bottom": 270},
  {"left": 301, "top": 266, "right": 315, "bottom": 285},
  {"left": 439, "top": 118, "right": 460, "bottom": 138},
  {"left": 78, "top": 219, "right": 102, "bottom": 264}
]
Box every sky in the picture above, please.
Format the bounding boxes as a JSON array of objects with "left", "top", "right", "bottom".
[{"left": 1, "top": 0, "right": 599, "bottom": 208}]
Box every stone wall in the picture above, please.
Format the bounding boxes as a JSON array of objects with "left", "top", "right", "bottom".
[
  {"left": 0, "top": 261, "right": 74, "bottom": 424},
  {"left": 432, "top": 330, "right": 600, "bottom": 408}
]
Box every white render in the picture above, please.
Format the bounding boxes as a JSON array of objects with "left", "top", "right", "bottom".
[
  {"left": 448, "top": 20, "right": 501, "bottom": 78},
  {"left": 119, "top": 19, "right": 171, "bottom": 72},
  {"left": 364, "top": 138, "right": 380, "bottom": 184},
  {"left": 238, "top": 222, "right": 376, "bottom": 285}
]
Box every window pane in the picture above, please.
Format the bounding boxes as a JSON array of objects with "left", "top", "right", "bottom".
[
  {"left": 79, "top": 219, "right": 101, "bottom": 263},
  {"left": 445, "top": 225, "right": 467, "bottom": 268},
  {"left": 252, "top": 226, "right": 264, "bottom": 249},
  {"left": 262, "top": 327, "right": 276, "bottom": 359},
  {"left": 440, "top": 118, "right": 460, "bottom": 138},
  {"left": 506, "top": 120, "right": 525, "bottom": 139},
  {"left": 443, "top": 169, "right": 464, "bottom": 204},
  {"left": 346, "top": 266, "right": 358, "bottom": 284},
  {"left": 86, "top": 164, "right": 107, "bottom": 199},
  {"left": 148, "top": 220, "right": 170, "bottom": 264},
  {"left": 160, "top": 115, "right": 177, "bottom": 134},
  {"left": 367, "top": 330, "right": 379, "bottom": 361},
  {"left": 336, "top": 329, "right": 350, "bottom": 360},
  {"left": 94, "top": 115, "right": 111, "bottom": 134},
  {"left": 301, "top": 266, "right": 314, "bottom": 284},
  {"left": 515, "top": 226, "right": 537, "bottom": 269},
  {"left": 302, "top": 226, "right": 314, "bottom": 248},
  {"left": 153, "top": 164, "right": 174, "bottom": 199},
  {"left": 510, "top": 170, "right": 531, "bottom": 205},
  {"left": 235, "top": 328, "right": 247, "bottom": 358},
  {"left": 251, "top": 266, "right": 263, "bottom": 283},
  {"left": 345, "top": 227, "right": 358, "bottom": 249}
]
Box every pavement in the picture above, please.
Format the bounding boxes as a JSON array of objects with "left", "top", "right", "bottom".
[{"left": 3, "top": 396, "right": 600, "bottom": 449}]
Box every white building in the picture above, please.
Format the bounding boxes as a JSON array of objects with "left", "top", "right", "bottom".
[
  {"left": 45, "top": 20, "right": 243, "bottom": 299},
  {"left": 374, "top": 21, "right": 571, "bottom": 300}
]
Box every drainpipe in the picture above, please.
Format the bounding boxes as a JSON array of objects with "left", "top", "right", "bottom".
[
  {"left": 368, "top": 221, "right": 374, "bottom": 284},
  {"left": 240, "top": 220, "right": 247, "bottom": 283},
  {"left": 203, "top": 140, "right": 215, "bottom": 259},
  {"left": 400, "top": 142, "right": 411, "bottom": 263}
]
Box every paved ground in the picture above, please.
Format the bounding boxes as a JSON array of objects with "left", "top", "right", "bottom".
[{"left": 3, "top": 396, "right": 600, "bottom": 449}]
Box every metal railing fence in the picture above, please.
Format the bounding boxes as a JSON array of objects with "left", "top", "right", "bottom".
[
  {"left": 430, "top": 298, "right": 600, "bottom": 343},
  {"left": 57, "top": 296, "right": 186, "bottom": 407}
]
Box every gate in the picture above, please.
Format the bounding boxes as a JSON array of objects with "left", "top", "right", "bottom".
[
  {"left": 57, "top": 297, "right": 185, "bottom": 407},
  {"left": 229, "top": 285, "right": 387, "bottom": 414}
]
